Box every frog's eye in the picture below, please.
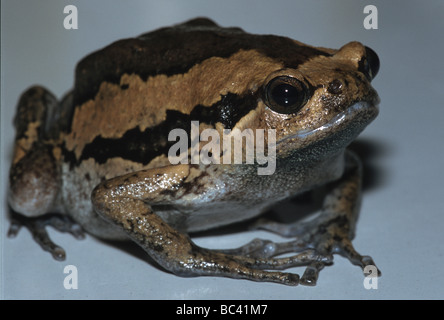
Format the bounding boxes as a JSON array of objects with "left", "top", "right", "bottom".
[
  {"left": 264, "top": 76, "right": 309, "bottom": 114},
  {"left": 360, "top": 46, "right": 380, "bottom": 81}
]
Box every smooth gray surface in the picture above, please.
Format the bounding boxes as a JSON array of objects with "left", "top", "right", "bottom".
[{"left": 1, "top": 0, "right": 443, "bottom": 299}]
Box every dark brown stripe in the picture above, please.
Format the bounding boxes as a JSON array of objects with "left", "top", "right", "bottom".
[
  {"left": 72, "top": 18, "right": 331, "bottom": 108},
  {"left": 63, "top": 91, "right": 258, "bottom": 167}
]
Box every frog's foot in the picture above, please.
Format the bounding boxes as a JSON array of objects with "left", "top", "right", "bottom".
[
  {"left": 243, "top": 217, "right": 380, "bottom": 285},
  {"left": 300, "top": 226, "right": 380, "bottom": 286},
  {"left": 174, "top": 243, "right": 332, "bottom": 285},
  {"left": 215, "top": 239, "right": 334, "bottom": 285},
  {"left": 7, "top": 210, "right": 85, "bottom": 261},
  {"left": 216, "top": 237, "right": 331, "bottom": 286}
]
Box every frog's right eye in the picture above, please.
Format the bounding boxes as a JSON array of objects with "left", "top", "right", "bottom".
[
  {"left": 364, "top": 46, "right": 380, "bottom": 80},
  {"left": 264, "top": 76, "right": 309, "bottom": 114}
]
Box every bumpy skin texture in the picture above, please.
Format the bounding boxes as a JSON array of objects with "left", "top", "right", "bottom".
[{"left": 8, "top": 18, "right": 380, "bottom": 285}]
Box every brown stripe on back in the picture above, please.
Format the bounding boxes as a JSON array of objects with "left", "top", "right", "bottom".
[
  {"left": 65, "top": 49, "right": 281, "bottom": 158},
  {"left": 73, "top": 18, "right": 331, "bottom": 108},
  {"left": 63, "top": 91, "right": 260, "bottom": 167}
]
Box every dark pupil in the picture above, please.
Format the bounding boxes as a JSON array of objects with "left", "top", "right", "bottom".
[{"left": 272, "top": 83, "right": 298, "bottom": 107}]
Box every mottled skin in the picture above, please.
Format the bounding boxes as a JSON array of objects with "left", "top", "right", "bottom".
[{"left": 8, "top": 18, "right": 380, "bottom": 285}]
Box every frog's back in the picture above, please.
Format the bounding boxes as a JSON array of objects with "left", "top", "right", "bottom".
[
  {"left": 72, "top": 17, "right": 330, "bottom": 109},
  {"left": 62, "top": 18, "right": 332, "bottom": 172}
]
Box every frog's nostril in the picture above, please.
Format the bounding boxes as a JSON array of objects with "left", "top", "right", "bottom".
[{"left": 365, "top": 46, "right": 380, "bottom": 80}]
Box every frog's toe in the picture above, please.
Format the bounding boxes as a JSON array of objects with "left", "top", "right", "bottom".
[
  {"left": 300, "top": 262, "right": 325, "bottom": 286},
  {"left": 242, "top": 247, "right": 333, "bottom": 286},
  {"left": 301, "top": 228, "right": 380, "bottom": 284},
  {"left": 7, "top": 210, "right": 85, "bottom": 261},
  {"left": 168, "top": 246, "right": 302, "bottom": 286},
  {"left": 333, "top": 238, "right": 381, "bottom": 277}
]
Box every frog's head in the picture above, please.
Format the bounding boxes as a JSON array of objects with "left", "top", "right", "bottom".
[{"left": 259, "top": 41, "right": 380, "bottom": 159}]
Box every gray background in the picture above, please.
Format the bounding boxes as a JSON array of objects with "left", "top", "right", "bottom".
[{"left": 1, "top": 0, "right": 443, "bottom": 299}]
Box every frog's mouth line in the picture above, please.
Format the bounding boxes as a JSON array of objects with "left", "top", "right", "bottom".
[{"left": 277, "top": 100, "right": 379, "bottom": 145}]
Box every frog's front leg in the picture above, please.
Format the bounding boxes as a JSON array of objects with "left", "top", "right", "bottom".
[
  {"left": 91, "top": 164, "right": 330, "bottom": 285},
  {"left": 234, "top": 150, "right": 380, "bottom": 285}
]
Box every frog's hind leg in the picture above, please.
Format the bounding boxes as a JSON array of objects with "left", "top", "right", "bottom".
[
  {"left": 7, "top": 86, "right": 84, "bottom": 260},
  {"left": 223, "top": 151, "right": 380, "bottom": 285},
  {"left": 91, "top": 164, "right": 341, "bottom": 286}
]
